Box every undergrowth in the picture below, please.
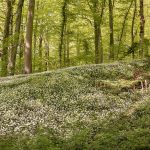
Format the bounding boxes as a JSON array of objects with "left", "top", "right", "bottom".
[{"left": 0, "top": 61, "right": 150, "bottom": 150}]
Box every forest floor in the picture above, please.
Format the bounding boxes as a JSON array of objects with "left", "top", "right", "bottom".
[{"left": 0, "top": 61, "right": 150, "bottom": 150}]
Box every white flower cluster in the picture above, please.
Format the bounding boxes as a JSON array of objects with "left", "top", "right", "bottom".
[{"left": 0, "top": 63, "right": 149, "bottom": 138}]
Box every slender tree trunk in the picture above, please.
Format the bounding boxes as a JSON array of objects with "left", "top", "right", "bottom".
[
  {"left": 66, "top": 29, "right": 70, "bottom": 66},
  {"left": 139, "top": 0, "right": 145, "bottom": 58},
  {"left": 8, "top": 5, "right": 14, "bottom": 73},
  {"left": 1, "top": 0, "right": 13, "bottom": 77},
  {"left": 38, "top": 35, "right": 43, "bottom": 72},
  {"left": 131, "top": 0, "right": 137, "bottom": 59},
  {"left": 76, "top": 30, "right": 80, "bottom": 56},
  {"left": 63, "top": 25, "right": 67, "bottom": 66},
  {"left": 18, "top": 16, "right": 25, "bottom": 74},
  {"left": 44, "top": 38, "right": 50, "bottom": 71},
  {"left": 94, "top": 21, "right": 101, "bottom": 64},
  {"left": 9, "top": 0, "right": 15, "bottom": 51},
  {"left": 99, "top": 27, "right": 103, "bottom": 63},
  {"left": 8, "top": 0, "right": 24, "bottom": 75},
  {"left": 33, "top": 1, "right": 39, "bottom": 72},
  {"left": 33, "top": 0, "right": 40, "bottom": 72},
  {"left": 59, "top": 0, "right": 68, "bottom": 68},
  {"left": 64, "top": 25, "right": 70, "bottom": 67},
  {"left": 117, "top": 0, "right": 134, "bottom": 58},
  {"left": 33, "top": 30, "right": 37, "bottom": 71},
  {"left": 24, "top": 0, "right": 35, "bottom": 74},
  {"left": 19, "top": 32, "right": 24, "bottom": 74},
  {"left": 93, "top": 0, "right": 105, "bottom": 64},
  {"left": 109, "top": 0, "right": 114, "bottom": 60}
]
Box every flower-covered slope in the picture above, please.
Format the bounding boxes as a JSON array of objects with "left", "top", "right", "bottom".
[{"left": 0, "top": 62, "right": 150, "bottom": 150}]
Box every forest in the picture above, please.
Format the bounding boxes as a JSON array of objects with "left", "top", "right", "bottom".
[
  {"left": 0, "top": 0, "right": 150, "bottom": 150},
  {"left": 0, "top": 0, "right": 149, "bottom": 76}
]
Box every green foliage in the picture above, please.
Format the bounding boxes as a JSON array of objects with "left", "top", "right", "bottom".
[
  {"left": 0, "top": 62, "right": 150, "bottom": 149},
  {"left": 0, "top": 101, "right": 149, "bottom": 150},
  {"left": 66, "top": 101, "right": 150, "bottom": 150}
]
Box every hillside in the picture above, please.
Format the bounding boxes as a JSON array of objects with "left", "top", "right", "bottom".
[{"left": 0, "top": 61, "right": 150, "bottom": 150}]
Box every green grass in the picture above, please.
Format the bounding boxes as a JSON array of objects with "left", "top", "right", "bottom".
[{"left": 0, "top": 61, "right": 150, "bottom": 150}]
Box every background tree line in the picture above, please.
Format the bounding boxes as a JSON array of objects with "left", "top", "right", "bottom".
[{"left": 0, "top": 0, "right": 150, "bottom": 77}]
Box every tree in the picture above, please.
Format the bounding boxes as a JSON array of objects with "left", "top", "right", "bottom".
[
  {"left": 108, "top": 0, "right": 114, "bottom": 60},
  {"left": 139, "top": 0, "right": 145, "bottom": 58},
  {"left": 0, "top": 0, "right": 149, "bottom": 76},
  {"left": 131, "top": 0, "right": 137, "bottom": 59},
  {"left": 24, "top": 0, "right": 35, "bottom": 74},
  {"left": 38, "top": 35, "right": 43, "bottom": 72},
  {"left": 59, "top": 0, "right": 68, "bottom": 67},
  {"left": 1, "top": 0, "right": 13, "bottom": 77},
  {"left": 117, "top": 0, "right": 134, "bottom": 59},
  {"left": 8, "top": 0, "right": 24, "bottom": 75},
  {"left": 89, "top": 0, "right": 106, "bottom": 64}
]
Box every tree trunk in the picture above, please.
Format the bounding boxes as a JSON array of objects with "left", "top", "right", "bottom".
[
  {"left": 93, "top": 0, "right": 105, "bottom": 64},
  {"left": 33, "top": 1, "right": 39, "bottom": 72},
  {"left": 24, "top": 0, "right": 35, "bottom": 74},
  {"left": 8, "top": 0, "right": 24, "bottom": 75},
  {"left": 139, "top": 0, "right": 145, "bottom": 58},
  {"left": 109, "top": 0, "right": 114, "bottom": 60},
  {"left": 44, "top": 38, "right": 50, "bottom": 71},
  {"left": 19, "top": 32, "right": 24, "bottom": 74},
  {"left": 131, "top": 0, "right": 137, "bottom": 59},
  {"left": 38, "top": 35, "right": 43, "bottom": 72},
  {"left": 63, "top": 25, "right": 67, "bottom": 66},
  {"left": 66, "top": 29, "right": 70, "bottom": 66},
  {"left": 94, "top": 21, "right": 101, "bottom": 64},
  {"left": 59, "top": 0, "right": 68, "bottom": 68},
  {"left": 33, "top": 29, "right": 37, "bottom": 72},
  {"left": 1, "top": 0, "right": 13, "bottom": 77},
  {"left": 117, "top": 0, "right": 134, "bottom": 59}
]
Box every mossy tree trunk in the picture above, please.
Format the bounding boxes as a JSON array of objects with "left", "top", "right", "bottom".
[
  {"left": 8, "top": 0, "right": 24, "bottom": 75},
  {"left": 1, "top": 0, "right": 13, "bottom": 77}
]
